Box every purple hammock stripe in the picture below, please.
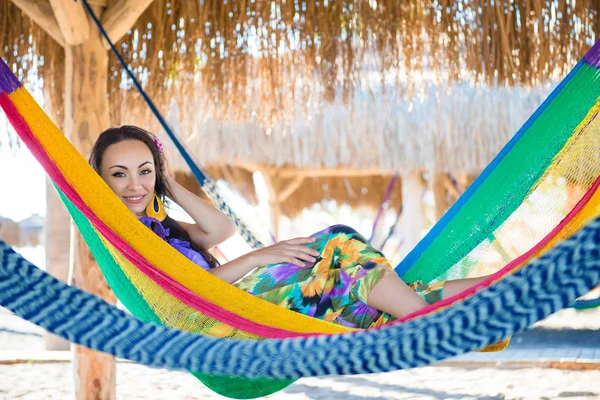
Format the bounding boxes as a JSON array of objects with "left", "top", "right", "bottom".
[
  {"left": 583, "top": 39, "right": 600, "bottom": 68},
  {"left": 0, "top": 59, "right": 23, "bottom": 95}
]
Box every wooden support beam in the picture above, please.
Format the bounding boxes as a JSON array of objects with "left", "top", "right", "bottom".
[
  {"left": 237, "top": 163, "right": 399, "bottom": 178},
  {"left": 10, "top": 0, "right": 65, "bottom": 47},
  {"left": 101, "top": 0, "right": 155, "bottom": 47},
  {"left": 49, "top": 0, "right": 90, "bottom": 45},
  {"left": 278, "top": 175, "right": 305, "bottom": 202},
  {"left": 442, "top": 173, "right": 461, "bottom": 200}
]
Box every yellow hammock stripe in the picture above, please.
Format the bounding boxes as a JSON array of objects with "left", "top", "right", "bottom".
[
  {"left": 10, "top": 87, "right": 349, "bottom": 334},
  {"left": 98, "top": 232, "right": 265, "bottom": 339},
  {"left": 533, "top": 182, "right": 600, "bottom": 258}
]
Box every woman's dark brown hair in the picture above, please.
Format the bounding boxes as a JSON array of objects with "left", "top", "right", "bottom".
[{"left": 89, "top": 125, "right": 219, "bottom": 268}]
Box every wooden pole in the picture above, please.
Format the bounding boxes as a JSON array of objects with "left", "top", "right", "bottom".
[
  {"left": 10, "top": 0, "right": 153, "bottom": 397},
  {"left": 431, "top": 170, "right": 448, "bottom": 221},
  {"left": 43, "top": 177, "right": 72, "bottom": 351},
  {"left": 398, "top": 170, "right": 425, "bottom": 258},
  {"left": 63, "top": 16, "right": 117, "bottom": 400},
  {"left": 47, "top": 0, "right": 112, "bottom": 398},
  {"left": 261, "top": 171, "right": 281, "bottom": 240},
  {"left": 49, "top": 0, "right": 91, "bottom": 45}
]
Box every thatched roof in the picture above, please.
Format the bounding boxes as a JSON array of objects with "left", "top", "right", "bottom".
[
  {"left": 106, "top": 0, "right": 599, "bottom": 129},
  {"left": 2, "top": 0, "right": 599, "bottom": 168},
  {"left": 160, "top": 81, "right": 555, "bottom": 173},
  {"left": 1, "top": 1, "right": 599, "bottom": 214}
]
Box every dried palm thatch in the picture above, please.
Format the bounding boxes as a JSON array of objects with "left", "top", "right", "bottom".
[
  {"left": 106, "top": 0, "right": 600, "bottom": 129},
  {"left": 160, "top": 81, "right": 555, "bottom": 173},
  {"left": 3, "top": 0, "right": 600, "bottom": 133},
  {"left": 0, "top": 0, "right": 64, "bottom": 128}
]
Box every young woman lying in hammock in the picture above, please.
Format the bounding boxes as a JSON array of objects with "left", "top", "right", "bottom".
[{"left": 90, "top": 125, "right": 490, "bottom": 329}]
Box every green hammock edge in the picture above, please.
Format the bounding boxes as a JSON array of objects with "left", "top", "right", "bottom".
[
  {"left": 57, "top": 188, "right": 296, "bottom": 399},
  {"left": 405, "top": 64, "right": 600, "bottom": 283}
]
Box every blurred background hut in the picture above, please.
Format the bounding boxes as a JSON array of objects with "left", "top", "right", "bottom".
[{"left": 0, "top": 214, "right": 43, "bottom": 248}]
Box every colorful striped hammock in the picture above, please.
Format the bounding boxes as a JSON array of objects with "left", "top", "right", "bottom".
[{"left": 0, "top": 38, "right": 599, "bottom": 398}]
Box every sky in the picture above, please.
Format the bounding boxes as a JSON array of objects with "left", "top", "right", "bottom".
[
  {"left": 0, "top": 144, "right": 46, "bottom": 222},
  {"left": 0, "top": 71, "right": 47, "bottom": 223}
]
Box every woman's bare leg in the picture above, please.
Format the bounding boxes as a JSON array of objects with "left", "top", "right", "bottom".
[
  {"left": 442, "top": 276, "right": 488, "bottom": 300},
  {"left": 367, "top": 273, "right": 490, "bottom": 319},
  {"left": 366, "top": 273, "right": 428, "bottom": 318},
  {"left": 318, "top": 225, "right": 491, "bottom": 319}
]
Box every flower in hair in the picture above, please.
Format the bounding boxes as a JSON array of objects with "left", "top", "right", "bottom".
[{"left": 153, "top": 136, "right": 164, "bottom": 153}]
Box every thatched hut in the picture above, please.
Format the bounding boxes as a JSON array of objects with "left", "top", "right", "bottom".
[{"left": 0, "top": 214, "right": 43, "bottom": 248}]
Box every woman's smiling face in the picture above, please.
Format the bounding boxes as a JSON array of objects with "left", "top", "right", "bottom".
[{"left": 99, "top": 139, "right": 157, "bottom": 217}]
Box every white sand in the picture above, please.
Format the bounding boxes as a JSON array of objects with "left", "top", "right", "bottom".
[
  {"left": 1, "top": 307, "right": 599, "bottom": 399},
  {"left": 1, "top": 363, "right": 599, "bottom": 400}
]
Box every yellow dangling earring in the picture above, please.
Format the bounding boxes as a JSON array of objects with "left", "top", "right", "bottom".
[{"left": 145, "top": 192, "right": 167, "bottom": 222}]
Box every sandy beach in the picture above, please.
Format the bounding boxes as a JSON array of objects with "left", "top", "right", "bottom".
[
  {"left": 1, "top": 306, "right": 599, "bottom": 400},
  {"left": 2, "top": 362, "right": 599, "bottom": 400}
]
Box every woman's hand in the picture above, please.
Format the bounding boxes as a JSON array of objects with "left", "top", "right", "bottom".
[
  {"left": 247, "top": 237, "right": 320, "bottom": 268},
  {"left": 209, "top": 237, "right": 321, "bottom": 283}
]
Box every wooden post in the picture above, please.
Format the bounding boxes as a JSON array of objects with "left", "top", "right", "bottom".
[
  {"left": 431, "top": 170, "right": 448, "bottom": 221},
  {"left": 47, "top": 0, "right": 114, "bottom": 398},
  {"left": 44, "top": 177, "right": 72, "bottom": 351},
  {"left": 398, "top": 171, "right": 425, "bottom": 258},
  {"left": 62, "top": 14, "right": 117, "bottom": 400},
  {"left": 262, "top": 171, "right": 281, "bottom": 240},
  {"left": 10, "top": 0, "right": 155, "bottom": 397}
]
